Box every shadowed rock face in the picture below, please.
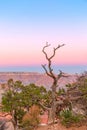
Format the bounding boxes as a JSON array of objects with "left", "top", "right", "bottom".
[
  {"left": 0, "top": 113, "right": 14, "bottom": 130},
  {"left": 4, "top": 121, "right": 14, "bottom": 130},
  {"left": 0, "top": 120, "right": 14, "bottom": 130}
]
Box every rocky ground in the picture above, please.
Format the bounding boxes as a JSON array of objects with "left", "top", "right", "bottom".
[
  {"left": 37, "top": 123, "right": 87, "bottom": 130},
  {"left": 0, "top": 113, "right": 87, "bottom": 130},
  {"left": 0, "top": 112, "right": 14, "bottom": 130}
]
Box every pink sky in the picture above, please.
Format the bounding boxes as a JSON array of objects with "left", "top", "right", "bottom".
[
  {"left": 0, "top": 25, "right": 87, "bottom": 66},
  {"left": 0, "top": 40, "right": 87, "bottom": 66},
  {"left": 0, "top": 1, "right": 87, "bottom": 67}
]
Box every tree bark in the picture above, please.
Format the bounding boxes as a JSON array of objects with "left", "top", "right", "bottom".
[{"left": 42, "top": 42, "right": 65, "bottom": 123}]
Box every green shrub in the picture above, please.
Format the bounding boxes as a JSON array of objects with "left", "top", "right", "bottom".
[{"left": 59, "top": 109, "right": 83, "bottom": 127}]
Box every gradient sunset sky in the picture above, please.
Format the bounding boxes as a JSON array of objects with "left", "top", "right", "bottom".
[{"left": 0, "top": 0, "right": 87, "bottom": 72}]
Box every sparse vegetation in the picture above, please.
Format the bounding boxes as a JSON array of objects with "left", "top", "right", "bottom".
[
  {"left": 59, "top": 109, "right": 83, "bottom": 127},
  {"left": 1, "top": 72, "right": 87, "bottom": 129},
  {"left": 22, "top": 105, "right": 40, "bottom": 130},
  {"left": 1, "top": 79, "right": 49, "bottom": 129}
]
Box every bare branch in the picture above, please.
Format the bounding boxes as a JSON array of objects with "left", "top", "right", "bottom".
[
  {"left": 39, "top": 102, "right": 51, "bottom": 111},
  {"left": 57, "top": 70, "right": 69, "bottom": 81},
  {"left": 42, "top": 42, "right": 51, "bottom": 60},
  {"left": 42, "top": 43, "right": 65, "bottom": 61},
  {"left": 55, "top": 100, "right": 64, "bottom": 106},
  {"left": 42, "top": 64, "right": 53, "bottom": 78},
  {"left": 49, "top": 44, "right": 65, "bottom": 60},
  {"left": 42, "top": 43, "right": 65, "bottom": 79},
  {"left": 70, "top": 96, "right": 82, "bottom": 101}
]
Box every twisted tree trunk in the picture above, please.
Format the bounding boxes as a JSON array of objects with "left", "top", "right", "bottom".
[{"left": 42, "top": 42, "right": 65, "bottom": 123}]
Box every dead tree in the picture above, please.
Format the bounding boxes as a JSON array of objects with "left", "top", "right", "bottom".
[{"left": 42, "top": 42, "right": 65, "bottom": 123}]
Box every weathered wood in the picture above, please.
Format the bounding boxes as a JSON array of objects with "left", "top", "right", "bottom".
[{"left": 42, "top": 43, "right": 65, "bottom": 123}]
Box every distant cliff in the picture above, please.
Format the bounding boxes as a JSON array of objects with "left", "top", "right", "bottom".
[
  {"left": 0, "top": 72, "right": 78, "bottom": 103},
  {"left": 0, "top": 72, "right": 77, "bottom": 90}
]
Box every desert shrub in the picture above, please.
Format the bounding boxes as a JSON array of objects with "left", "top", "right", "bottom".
[
  {"left": 22, "top": 105, "right": 40, "bottom": 130},
  {"left": 57, "top": 88, "right": 66, "bottom": 96},
  {"left": 59, "top": 109, "right": 83, "bottom": 127}
]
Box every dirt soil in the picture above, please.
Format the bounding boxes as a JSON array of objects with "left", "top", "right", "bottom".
[{"left": 37, "top": 123, "right": 87, "bottom": 130}]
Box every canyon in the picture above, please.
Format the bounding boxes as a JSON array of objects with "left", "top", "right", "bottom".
[{"left": 0, "top": 72, "right": 77, "bottom": 90}]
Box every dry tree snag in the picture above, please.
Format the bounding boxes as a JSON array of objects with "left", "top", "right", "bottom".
[{"left": 42, "top": 42, "right": 65, "bottom": 123}]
